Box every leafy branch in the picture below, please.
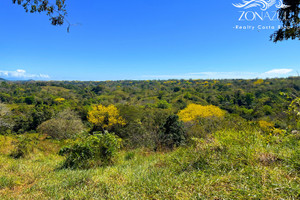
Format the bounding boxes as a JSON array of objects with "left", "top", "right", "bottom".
[{"left": 12, "top": 0, "right": 68, "bottom": 26}]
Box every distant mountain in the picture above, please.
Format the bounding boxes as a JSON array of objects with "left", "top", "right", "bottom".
[{"left": 0, "top": 77, "right": 35, "bottom": 82}]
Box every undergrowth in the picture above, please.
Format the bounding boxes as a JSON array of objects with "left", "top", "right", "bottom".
[{"left": 0, "top": 130, "right": 299, "bottom": 199}]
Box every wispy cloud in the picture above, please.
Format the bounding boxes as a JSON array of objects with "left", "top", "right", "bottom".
[
  {"left": 0, "top": 69, "right": 50, "bottom": 80},
  {"left": 264, "top": 68, "right": 293, "bottom": 75},
  {"left": 143, "top": 68, "right": 295, "bottom": 80}
]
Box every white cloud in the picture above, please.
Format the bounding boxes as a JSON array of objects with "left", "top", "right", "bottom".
[
  {"left": 16, "top": 69, "right": 26, "bottom": 73},
  {"left": 264, "top": 68, "right": 293, "bottom": 75},
  {"left": 0, "top": 69, "right": 50, "bottom": 80},
  {"left": 143, "top": 68, "right": 296, "bottom": 80}
]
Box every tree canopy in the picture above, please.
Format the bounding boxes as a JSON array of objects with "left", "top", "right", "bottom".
[{"left": 271, "top": 0, "right": 300, "bottom": 42}]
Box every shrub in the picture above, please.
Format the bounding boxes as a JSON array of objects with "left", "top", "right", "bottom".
[
  {"left": 10, "top": 135, "right": 38, "bottom": 159},
  {"left": 288, "top": 97, "right": 300, "bottom": 130},
  {"left": 258, "top": 120, "right": 274, "bottom": 133},
  {"left": 124, "top": 151, "right": 135, "bottom": 160},
  {"left": 0, "top": 103, "right": 14, "bottom": 134},
  {"left": 59, "top": 132, "right": 122, "bottom": 169},
  {"left": 37, "top": 109, "right": 84, "bottom": 140},
  {"left": 122, "top": 120, "right": 155, "bottom": 148},
  {"left": 158, "top": 115, "right": 186, "bottom": 149}
]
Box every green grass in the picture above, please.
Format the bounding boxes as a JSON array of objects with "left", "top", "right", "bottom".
[{"left": 0, "top": 130, "right": 299, "bottom": 199}]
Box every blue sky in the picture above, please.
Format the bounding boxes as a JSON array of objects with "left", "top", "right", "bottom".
[{"left": 0, "top": 0, "right": 299, "bottom": 80}]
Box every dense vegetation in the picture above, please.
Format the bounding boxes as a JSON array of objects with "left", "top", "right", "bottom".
[
  {"left": 0, "top": 77, "right": 299, "bottom": 199},
  {"left": 0, "top": 77, "right": 299, "bottom": 134}
]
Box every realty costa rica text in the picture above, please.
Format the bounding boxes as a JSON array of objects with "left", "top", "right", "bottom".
[{"left": 232, "top": 0, "right": 290, "bottom": 30}]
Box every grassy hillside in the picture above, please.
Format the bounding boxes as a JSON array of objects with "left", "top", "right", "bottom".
[{"left": 0, "top": 129, "right": 299, "bottom": 199}]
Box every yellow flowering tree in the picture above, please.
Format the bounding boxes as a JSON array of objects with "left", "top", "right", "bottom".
[
  {"left": 54, "top": 98, "right": 65, "bottom": 103},
  {"left": 254, "top": 79, "right": 264, "bottom": 85},
  {"left": 88, "top": 104, "right": 126, "bottom": 130},
  {"left": 178, "top": 104, "right": 225, "bottom": 122}
]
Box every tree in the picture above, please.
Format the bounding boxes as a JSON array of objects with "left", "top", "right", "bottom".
[
  {"left": 37, "top": 109, "right": 84, "bottom": 139},
  {"left": 158, "top": 115, "right": 186, "bottom": 149},
  {"left": 12, "top": 0, "right": 67, "bottom": 26},
  {"left": 178, "top": 104, "right": 225, "bottom": 123},
  {"left": 271, "top": 0, "right": 300, "bottom": 42},
  {"left": 24, "top": 96, "right": 36, "bottom": 105},
  {"left": 156, "top": 100, "right": 171, "bottom": 109},
  {"left": 88, "top": 104, "right": 126, "bottom": 131}
]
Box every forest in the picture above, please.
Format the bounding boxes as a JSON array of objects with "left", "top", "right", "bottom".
[{"left": 0, "top": 77, "right": 299, "bottom": 199}]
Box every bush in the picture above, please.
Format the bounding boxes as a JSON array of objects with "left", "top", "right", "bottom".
[
  {"left": 10, "top": 135, "right": 38, "bottom": 159},
  {"left": 37, "top": 109, "right": 84, "bottom": 140},
  {"left": 258, "top": 120, "right": 274, "bottom": 133},
  {"left": 158, "top": 115, "right": 186, "bottom": 149},
  {"left": 59, "top": 132, "right": 122, "bottom": 169},
  {"left": 0, "top": 103, "right": 14, "bottom": 134},
  {"left": 288, "top": 97, "right": 300, "bottom": 130},
  {"left": 124, "top": 151, "right": 135, "bottom": 160}
]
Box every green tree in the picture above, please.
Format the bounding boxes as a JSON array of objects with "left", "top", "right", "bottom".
[
  {"left": 271, "top": 0, "right": 300, "bottom": 42},
  {"left": 24, "top": 96, "right": 36, "bottom": 105},
  {"left": 159, "top": 115, "right": 186, "bottom": 149},
  {"left": 156, "top": 100, "right": 171, "bottom": 109}
]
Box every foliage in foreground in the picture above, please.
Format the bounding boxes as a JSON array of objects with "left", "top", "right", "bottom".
[
  {"left": 9, "top": 134, "right": 38, "bottom": 159},
  {"left": 59, "top": 132, "right": 122, "bottom": 169},
  {"left": 0, "top": 129, "right": 299, "bottom": 199}
]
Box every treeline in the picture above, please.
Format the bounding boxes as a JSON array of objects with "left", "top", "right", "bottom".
[{"left": 0, "top": 77, "right": 298, "bottom": 130}]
